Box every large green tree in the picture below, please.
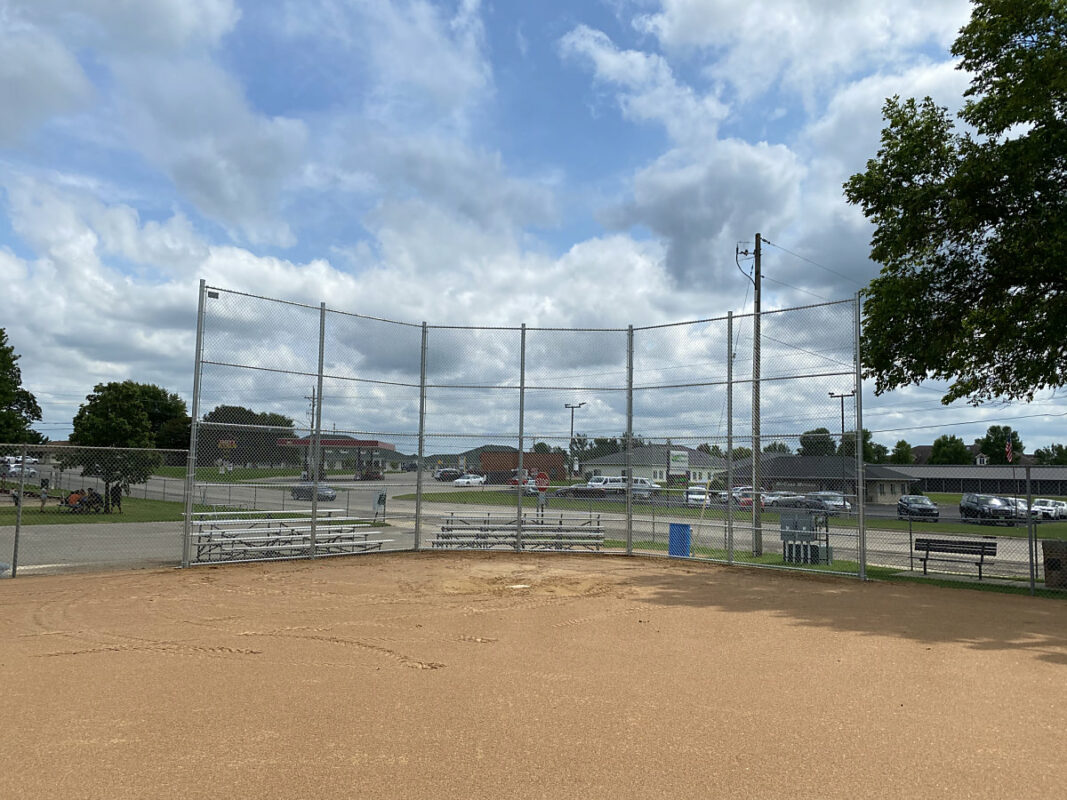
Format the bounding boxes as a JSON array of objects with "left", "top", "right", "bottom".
[
  {"left": 1034, "top": 443, "right": 1067, "bottom": 465},
  {"left": 135, "top": 384, "right": 189, "bottom": 447},
  {"left": 974, "top": 424, "right": 1024, "bottom": 464},
  {"left": 889, "top": 440, "right": 915, "bottom": 465},
  {"left": 838, "top": 429, "right": 888, "bottom": 463},
  {"left": 199, "top": 405, "right": 298, "bottom": 467},
  {"left": 0, "top": 329, "right": 44, "bottom": 444},
  {"left": 928, "top": 434, "right": 974, "bottom": 465},
  {"left": 66, "top": 382, "right": 164, "bottom": 505},
  {"left": 845, "top": 0, "right": 1067, "bottom": 405},
  {"left": 798, "top": 428, "right": 836, "bottom": 457}
]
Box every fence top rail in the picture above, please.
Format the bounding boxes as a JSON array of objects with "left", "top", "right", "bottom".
[
  {"left": 188, "top": 508, "right": 348, "bottom": 518},
  {"left": 194, "top": 516, "right": 376, "bottom": 528},
  {"left": 201, "top": 284, "right": 855, "bottom": 335}
]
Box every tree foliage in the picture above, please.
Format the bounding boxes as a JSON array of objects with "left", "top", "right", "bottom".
[
  {"left": 974, "top": 424, "right": 1023, "bottom": 464},
  {"left": 1034, "top": 443, "right": 1067, "bottom": 465},
  {"left": 838, "top": 429, "right": 887, "bottom": 463},
  {"left": 798, "top": 428, "right": 836, "bottom": 457},
  {"left": 845, "top": 0, "right": 1067, "bottom": 405},
  {"left": 199, "top": 405, "right": 298, "bottom": 466},
  {"left": 66, "top": 381, "right": 163, "bottom": 489},
  {"left": 889, "top": 440, "right": 915, "bottom": 465},
  {"left": 763, "top": 441, "right": 791, "bottom": 454},
  {"left": 0, "top": 329, "right": 44, "bottom": 444},
  {"left": 928, "top": 434, "right": 974, "bottom": 465}
]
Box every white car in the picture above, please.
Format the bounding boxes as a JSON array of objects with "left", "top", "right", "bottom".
[
  {"left": 1031, "top": 498, "right": 1066, "bottom": 520},
  {"left": 452, "top": 474, "right": 487, "bottom": 487},
  {"left": 1, "top": 463, "right": 37, "bottom": 478},
  {"left": 685, "top": 485, "right": 709, "bottom": 507}
]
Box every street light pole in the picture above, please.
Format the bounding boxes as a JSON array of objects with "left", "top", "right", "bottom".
[
  {"left": 565, "top": 402, "right": 586, "bottom": 478},
  {"left": 830, "top": 390, "right": 856, "bottom": 496},
  {"left": 829, "top": 391, "right": 856, "bottom": 445}
]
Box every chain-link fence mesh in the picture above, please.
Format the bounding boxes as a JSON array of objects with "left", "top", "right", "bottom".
[
  {"left": 9, "top": 282, "right": 1064, "bottom": 599},
  {"left": 1, "top": 443, "right": 188, "bottom": 576}
]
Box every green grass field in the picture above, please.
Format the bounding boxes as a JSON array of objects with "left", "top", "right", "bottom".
[
  {"left": 152, "top": 466, "right": 357, "bottom": 482},
  {"left": 0, "top": 495, "right": 185, "bottom": 526}
]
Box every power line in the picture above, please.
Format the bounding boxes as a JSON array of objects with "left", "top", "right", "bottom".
[{"left": 761, "top": 237, "right": 865, "bottom": 287}]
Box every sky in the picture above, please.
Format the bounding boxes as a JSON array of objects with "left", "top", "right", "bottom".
[{"left": 1, "top": 0, "right": 1064, "bottom": 456}]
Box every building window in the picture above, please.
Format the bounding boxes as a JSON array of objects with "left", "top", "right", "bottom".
[{"left": 879, "top": 483, "right": 885, "bottom": 496}]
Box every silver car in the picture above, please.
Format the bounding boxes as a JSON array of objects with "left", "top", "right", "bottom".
[{"left": 290, "top": 482, "right": 338, "bottom": 501}]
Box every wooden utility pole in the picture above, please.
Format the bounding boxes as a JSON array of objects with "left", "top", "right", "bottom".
[{"left": 751, "top": 233, "right": 762, "bottom": 556}]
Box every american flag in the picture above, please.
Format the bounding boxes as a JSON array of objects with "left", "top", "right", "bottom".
[{"left": 1006, "top": 439, "right": 1013, "bottom": 463}]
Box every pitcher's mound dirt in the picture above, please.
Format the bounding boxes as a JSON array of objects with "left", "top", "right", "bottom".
[{"left": 2, "top": 552, "right": 1064, "bottom": 799}]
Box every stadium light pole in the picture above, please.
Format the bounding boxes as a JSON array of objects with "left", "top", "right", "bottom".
[{"left": 565, "top": 402, "right": 586, "bottom": 478}]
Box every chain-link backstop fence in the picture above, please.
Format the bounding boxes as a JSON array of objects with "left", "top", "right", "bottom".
[{"left": 5, "top": 281, "right": 1064, "bottom": 599}]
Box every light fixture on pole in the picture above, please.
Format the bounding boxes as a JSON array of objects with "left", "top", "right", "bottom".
[
  {"left": 828, "top": 390, "right": 857, "bottom": 445},
  {"left": 565, "top": 402, "right": 586, "bottom": 477},
  {"left": 829, "top": 390, "right": 857, "bottom": 496}
]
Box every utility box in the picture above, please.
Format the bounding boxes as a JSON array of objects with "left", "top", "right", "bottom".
[
  {"left": 780, "top": 512, "right": 832, "bottom": 565},
  {"left": 1042, "top": 540, "right": 1067, "bottom": 589}
]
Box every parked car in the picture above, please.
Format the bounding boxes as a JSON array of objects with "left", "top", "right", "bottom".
[
  {"left": 434, "top": 468, "right": 462, "bottom": 482},
  {"left": 1003, "top": 497, "right": 1039, "bottom": 520},
  {"left": 735, "top": 490, "right": 764, "bottom": 510},
  {"left": 290, "top": 482, "right": 337, "bottom": 501},
  {"left": 804, "top": 492, "right": 852, "bottom": 515},
  {"left": 1031, "top": 498, "right": 1066, "bottom": 519},
  {"left": 452, "top": 473, "right": 487, "bottom": 487},
  {"left": 513, "top": 478, "right": 538, "bottom": 495},
  {"left": 0, "top": 463, "right": 37, "bottom": 479},
  {"left": 764, "top": 491, "right": 805, "bottom": 507},
  {"left": 629, "top": 477, "right": 662, "bottom": 498},
  {"left": 685, "top": 485, "right": 709, "bottom": 507},
  {"left": 897, "top": 494, "right": 940, "bottom": 521},
  {"left": 555, "top": 476, "right": 607, "bottom": 498},
  {"left": 959, "top": 493, "right": 1014, "bottom": 525},
  {"left": 355, "top": 468, "right": 384, "bottom": 481}
]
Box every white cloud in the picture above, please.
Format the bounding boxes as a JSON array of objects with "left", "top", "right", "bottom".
[
  {"left": 9, "top": 0, "right": 241, "bottom": 53},
  {"left": 111, "top": 57, "right": 307, "bottom": 247},
  {"left": 279, "top": 0, "right": 492, "bottom": 132},
  {"left": 560, "top": 24, "right": 727, "bottom": 144},
  {"left": 0, "top": 27, "right": 93, "bottom": 143},
  {"left": 631, "top": 0, "right": 972, "bottom": 101}
]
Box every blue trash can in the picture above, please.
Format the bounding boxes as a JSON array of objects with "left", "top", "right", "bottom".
[{"left": 668, "top": 523, "right": 691, "bottom": 558}]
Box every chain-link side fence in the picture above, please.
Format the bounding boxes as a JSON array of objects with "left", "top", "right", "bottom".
[
  {"left": 1, "top": 443, "right": 188, "bottom": 576},
  {"left": 858, "top": 462, "right": 1066, "bottom": 597}
]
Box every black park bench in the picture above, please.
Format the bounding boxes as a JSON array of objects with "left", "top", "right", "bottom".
[{"left": 914, "top": 537, "right": 997, "bottom": 580}]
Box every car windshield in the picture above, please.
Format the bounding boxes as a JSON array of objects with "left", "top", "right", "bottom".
[
  {"left": 908, "top": 496, "right": 934, "bottom": 505},
  {"left": 981, "top": 497, "right": 1006, "bottom": 506}
]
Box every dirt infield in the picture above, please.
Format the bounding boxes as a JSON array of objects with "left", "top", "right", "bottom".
[{"left": 1, "top": 552, "right": 1064, "bottom": 799}]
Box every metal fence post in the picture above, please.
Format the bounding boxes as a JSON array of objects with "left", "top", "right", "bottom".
[
  {"left": 516, "top": 324, "right": 526, "bottom": 551},
  {"left": 727, "top": 312, "right": 734, "bottom": 564},
  {"left": 1026, "top": 465, "right": 1035, "bottom": 595},
  {"left": 9, "top": 443, "right": 28, "bottom": 577},
  {"left": 854, "top": 293, "right": 866, "bottom": 580},
  {"left": 626, "top": 325, "right": 634, "bottom": 555},
  {"left": 182, "top": 279, "right": 208, "bottom": 568},
  {"left": 310, "top": 301, "right": 326, "bottom": 556},
  {"left": 415, "top": 322, "right": 428, "bottom": 551}
]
